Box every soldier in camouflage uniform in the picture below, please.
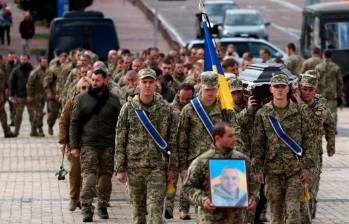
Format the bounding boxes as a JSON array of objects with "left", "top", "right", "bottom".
[
  {"left": 70, "top": 66, "right": 121, "bottom": 222},
  {"left": 252, "top": 74, "right": 315, "bottom": 224},
  {"left": 26, "top": 57, "right": 48, "bottom": 137},
  {"left": 182, "top": 122, "right": 258, "bottom": 224},
  {"left": 115, "top": 68, "right": 177, "bottom": 224},
  {"left": 0, "top": 62, "right": 15, "bottom": 137},
  {"left": 5, "top": 52, "right": 18, "bottom": 126},
  {"left": 294, "top": 73, "right": 335, "bottom": 222},
  {"left": 228, "top": 78, "right": 246, "bottom": 113},
  {"left": 172, "top": 60, "right": 186, "bottom": 91},
  {"left": 285, "top": 43, "right": 304, "bottom": 76},
  {"left": 164, "top": 83, "right": 195, "bottom": 220},
  {"left": 178, "top": 72, "right": 239, "bottom": 218},
  {"left": 315, "top": 50, "right": 343, "bottom": 129},
  {"left": 44, "top": 55, "right": 66, "bottom": 135},
  {"left": 300, "top": 47, "right": 322, "bottom": 73}
]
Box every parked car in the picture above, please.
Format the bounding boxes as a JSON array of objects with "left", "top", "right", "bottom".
[
  {"left": 195, "top": 0, "right": 239, "bottom": 38},
  {"left": 186, "top": 37, "right": 287, "bottom": 63},
  {"left": 219, "top": 9, "right": 270, "bottom": 40},
  {"left": 48, "top": 11, "right": 119, "bottom": 61}
]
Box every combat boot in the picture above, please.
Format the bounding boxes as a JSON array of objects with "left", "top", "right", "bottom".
[
  {"left": 179, "top": 210, "right": 191, "bottom": 220},
  {"left": 4, "top": 131, "right": 16, "bottom": 138},
  {"left": 82, "top": 206, "right": 94, "bottom": 222},
  {"left": 97, "top": 207, "right": 109, "bottom": 219},
  {"left": 69, "top": 199, "right": 81, "bottom": 211},
  {"left": 38, "top": 128, "right": 45, "bottom": 137},
  {"left": 48, "top": 126, "right": 54, "bottom": 135},
  {"left": 164, "top": 207, "right": 173, "bottom": 219},
  {"left": 30, "top": 127, "right": 39, "bottom": 137}
]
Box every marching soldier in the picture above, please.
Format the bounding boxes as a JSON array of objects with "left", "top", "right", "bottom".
[
  {"left": 252, "top": 74, "right": 315, "bottom": 224},
  {"left": 178, "top": 72, "right": 239, "bottom": 218},
  {"left": 315, "top": 49, "right": 343, "bottom": 129},
  {"left": 26, "top": 57, "right": 48, "bottom": 137},
  {"left": 294, "top": 73, "right": 335, "bottom": 222},
  {"left": 285, "top": 43, "right": 304, "bottom": 76},
  {"left": 300, "top": 47, "right": 322, "bottom": 73},
  {"left": 182, "top": 122, "right": 258, "bottom": 224},
  {"left": 165, "top": 83, "right": 195, "bottom": 220},
  {"left": 115, "top": 68, "right": 177, "bottom": 224}
]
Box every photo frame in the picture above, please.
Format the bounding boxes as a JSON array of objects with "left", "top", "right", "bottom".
[{"left": 208, "top": 159, "right": 249, "bottom": 208}]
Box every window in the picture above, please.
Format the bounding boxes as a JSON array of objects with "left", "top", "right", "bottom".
[
  {"left": 248, "top": 42, "right": 278, "bottom": 58},
  {"left": 206, "top": 4, "right": 238, "bottom": 17},
  {"left": 325, "top": 22, "right": 349, "bottom": 50},
  {"left": 225, "top": 13, "right": 263, "bottom": 26}
]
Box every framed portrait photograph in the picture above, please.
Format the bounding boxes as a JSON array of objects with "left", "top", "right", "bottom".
[{"left": 208, "top": 159, "right": 249, "bottom": 208}]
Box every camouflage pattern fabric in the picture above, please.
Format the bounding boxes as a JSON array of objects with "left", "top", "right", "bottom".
[
  {"left": 301, "top": 56, "right": 322, "bottom": 74},
  {"left": 285, "top": 54, "right": 304, "bottom": 76}
]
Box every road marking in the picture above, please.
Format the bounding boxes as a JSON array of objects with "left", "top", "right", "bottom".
[
  {"left": 271, "top": 23, "right": 300, "bottom": 39},
  {"left": 268, "top": 0, "right": 302, "bottom": 12}
]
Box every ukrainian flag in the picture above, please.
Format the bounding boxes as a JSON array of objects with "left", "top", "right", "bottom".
[{"left": 202, "top": 21, "right": 234, "bottom": 110}]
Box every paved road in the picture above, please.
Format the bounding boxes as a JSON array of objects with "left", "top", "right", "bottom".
[
  {"left": 0, "top": 106, "right": 348, "bottom": 223},
  {"left": 142, "top": 0, "right": 337, "bottom": 48}
]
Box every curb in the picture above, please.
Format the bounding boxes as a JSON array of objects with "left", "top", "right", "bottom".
[{"left": 129, "top": 0, "right": 186, "bottom": 49}]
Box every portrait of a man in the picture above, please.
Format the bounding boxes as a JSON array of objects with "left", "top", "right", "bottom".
[{"left": 209, "top": 160, "right": 248, "bottom": 207}]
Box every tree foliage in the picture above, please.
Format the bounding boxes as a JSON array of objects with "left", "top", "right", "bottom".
[{"left": 17, "top": 0, "right": 93, "bottom": 24}]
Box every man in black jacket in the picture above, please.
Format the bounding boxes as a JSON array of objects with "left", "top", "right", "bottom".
[
  {"left": 19, "top": 12, "right": 35, "bottom": 55},
  {"left": 70, "top": 64, "right": 121, "bottom": 222},
  {"left": 9, "top": 54, "right": 34, "bottom": 136}
]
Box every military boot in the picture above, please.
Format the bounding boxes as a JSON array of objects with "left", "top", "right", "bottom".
[
  {"left": 48, "top": 126, "right": 54, "bottom": 135},
  {"left": 69, "top": 199, "right": 81, "bottom": 211},
  {"left": 97, "top": 207, "right": 109, "bottom": 219},
  {"left": 30, "top": 127, "right": 39, "bottom": 137},
  {"left": 82, "top": 206, "right": 94, "bottom": 222},
  {"left": 4, "top": 131, "right": 16, "bottom": 138},
  {"left": 38, "top": 128, "right": 45, "bottom": 137}
]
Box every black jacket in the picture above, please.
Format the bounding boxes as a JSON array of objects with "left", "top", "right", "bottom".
[
  {"left": 69, "top": 86, "right": 121, "bottom": 149},
  {"left": 9, "top": 63, "right": 33, "bottom": 98},
  {"left": 19, "top": 19, "right": 35, "bottom": 39}
]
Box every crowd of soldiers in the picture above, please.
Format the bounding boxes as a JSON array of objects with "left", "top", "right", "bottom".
[{"left": 0, "top": 41, "right": 342, "bottom": 224}]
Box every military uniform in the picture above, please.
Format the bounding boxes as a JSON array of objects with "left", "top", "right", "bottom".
[
  {"left": 27, "top": 65, "right": 47, "bottom": 136},
  {"left": 182, "top": 145, "right": 259, "bottom": 224},
  {"left": 300, "top": 56, "right": 322, "bottom": 73},
  {"left": 285, "top": 54, "right": 304, "bottom": 76},
  {"left": 252, "top": 74, "right": 315, "bottom": 224},
  {"left": 115, "top": 69, "right": 177, "bottom": 224},
  {"left": 0, "top": 67, "right": 13, "bottom": 136},
  {"left": 43, "top": 63, "right": 63, "bottom": 133},
  {"left": 5, "top": 60, "right": 18, "bottom": 125},
  {"left": 315, "top": 59, "right": 343, "bottom": 126},
  {"left": 297, "top": 75, "right": 335, "bottom": 222},
  {"left": 172, "top": 73, "right": 186, "bottom": 91},
  {"left": 178, "top": 72, "right": 239, "bottom": 172}
]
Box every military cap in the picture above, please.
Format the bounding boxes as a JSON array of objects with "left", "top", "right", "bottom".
[
  {"left": 200, "top": 71, "right": 219, "bottom": 89},
  {"left": 270, "top": 73, "right": 289, "bottom": 85},
  {"left": 138, "top": 68, "right": 156, "bottom": 80},
  {"left": 93, "top": 63, "right": 108, "bottom": 75},
  {"left": 300, "top": 74, "right": 318, "bottom": 88},
  {"left": 228, "top": 78, "right": 244, "bottom": 92},
  {"left": 304, "top": 69, "right": 320, "bottom": 80}
]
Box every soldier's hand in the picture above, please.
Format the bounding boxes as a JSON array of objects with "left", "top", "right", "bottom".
[
  {"left": 300, "top": 169, "right": 310, "bottom": 184},
  {"left": 167, "top": 170, "right": 174, "bottom": 182},
  {"left": 59, "top": 144, "right": 66, "bottom": 155},
  {"left": 247, "top": 96, "right": 258, "bottom": 112},
  {"left": 70, "top": 149, "right": 80, "bottom": 158},
  {"left": 202, "top": 198, "right": 215, "bottom": 212},
  {"left": 247, "top": 199, "right": 257, "bottom": 211},
  {"left": 27, "top": 97, "right": 33, "bottom": 104},
  {"left": 258, "top": 172, "right": 265, "bottom": 184},
  {"left": 180, "top": 169, "right": 188, "bottom": 180},
  {"left": 116, "top": 172, "right": 127, "bottom": 183},
  {"left": 9, "top": 96, "right": 16, "bottom": 103}
]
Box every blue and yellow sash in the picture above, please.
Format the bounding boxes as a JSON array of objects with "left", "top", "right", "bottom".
[
  {"left": 269, "top": 116, "right": 303, "bottom": 156},
  {"left": 191, "top": 97, "right": 214, "bottom": 138},
  {"left": 135, "top": 109, "right": 170, "bottom": 155}
]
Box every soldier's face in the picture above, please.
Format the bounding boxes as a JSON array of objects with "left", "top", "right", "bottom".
[
  {"left": 300, "top": 85, "right": 316, "bottom": 103},
  {"left": 270, "top": 84, "right": 289, "bottom": 100},
  {"left": 201, "top": 87, "right": 218, "bottom": 103},
  {"left": 139, "top": 77, "right": 156, "bottom": 96},
  {"left": 126, "top": 75, "right": 138, "bottom": 88},
  {"left": 40, "top": 59, "right": 48, "bottom": 68},
  {"left": 221, "top": 168, "right": 239, "bottom": 195},
  {"left": 161, "top": 64, "right": 172, "bottom": 76},
  {"left": 219, "top": 126, "right": 236, "bottom": 149},
  {"left": 20, "top": 55, "right": 29, "bottom": 64},
  {"left": 178, "top": 89, "right": 194, "bottom": 106},
  {"left": 174, "top": 63, "right": 184, "bottom": 75},
  {"left": 232, "top": 90, "right": 244, "bottom": 105},
  {"left": 91, "top": 74, "right": 107, "bottom": 89}
]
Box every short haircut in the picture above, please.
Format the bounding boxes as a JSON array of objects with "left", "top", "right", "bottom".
[
  {"left": 323, "top": 49, "right": 332, "bottom": 58},
  {"left": 287, "top": 43, "right": 296, "bottom": 51},
  {"left": 212, "top": 122, "right": 232, "bottom": 142},
  {"left": 312, "top": 47, "right": 321, "bottom": 55},
  {"left": 178, "top": 83, "right": 195, "bottom": 94},
  {"left": 151, "top": 66, "right": 163, "bottom": 77},
  {"left": 93, "top": 69, "right": 108, "bottom": 78},
  {"left": 222, "top": 58, "right": 238, "bottom": 68}
]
